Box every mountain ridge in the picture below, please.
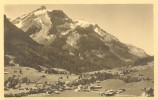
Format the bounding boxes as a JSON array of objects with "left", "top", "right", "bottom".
[
  {"left": 12, "top": 6, "right": 148, "bottom": 60},
  {"left": 4, "top": 6, "right": 149, "bottom": 73}
]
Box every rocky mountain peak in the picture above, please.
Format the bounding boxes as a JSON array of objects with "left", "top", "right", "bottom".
[
  {"left": 40, "top": 6, "right": 46, "bottom": 10},
  {"left": 33, "top": 6, "right": 47, "bottom": 12},
  {"left": 11, "top": 6, "right": 148, "bottom": 59}
]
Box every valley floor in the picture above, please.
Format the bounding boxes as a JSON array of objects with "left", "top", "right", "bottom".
[
  {"left": 4, "top": 62, "right": 154, "bottom": 97},
  {"left": 5, "top": 79, "right": 152, "bottom": 97},
  {"left": 43, "top": 80, "right": 153, "bottom": 97}
]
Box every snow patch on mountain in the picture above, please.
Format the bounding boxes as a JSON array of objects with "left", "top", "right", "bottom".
[
  {"left": 95, "top": 54, "right": 104, "bottom": 58},
  {"left": 70, "top": 23, "right": 76, "bottom": 29},
  {"left": 60, "top": 30, "right": 70, "bottom": 35},
  {"left": 30, "top": 12, "right": 53, "bottom": 44},
  {"left": 127, "top": 44, "right": 148, "bottom": 58},
  {"left": 13, "top": 7, "right": 52, "bottom": 29},
  {"left": 79, "top": 54, "right": 84, "bottom": 60},
  {"left": 102, "top": 33, "right": 119, "bottom": 42},
  {"left": 94, "top": 27, "right": 105, "bottom": 37},
  {"left": 74, "top": 19, "right": 96, "bottom": 28},
  {"left": 66, "top": 32, "right": 81, "bottom": 48},
  {"left": 69, "top": 51, "right": 75, "bottom": 56},
  {"left": 45, "top": 34, "right": 55, "bottom": 40}
]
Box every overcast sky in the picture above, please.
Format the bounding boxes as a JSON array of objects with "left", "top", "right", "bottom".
[{"left": 4, "top": 4, "right": 153, "bottom": 55}]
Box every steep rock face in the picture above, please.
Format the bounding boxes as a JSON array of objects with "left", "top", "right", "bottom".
[
  {"left": 11, "top": 6, "right": 148, "bottom": 69},
  {"left": 12, "top": 6, "right": 73, "bottom": 45}
]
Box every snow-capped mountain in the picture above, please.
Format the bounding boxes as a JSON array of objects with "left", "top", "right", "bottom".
[
  {"left": 5, "top": 15, "right": 92, "bottom": 73},
  {"left": 12, "top": 6, "right": 119, "bottom": 45},
  {"left": 12, "top": 6, "right": 72, "bottom": 44},
  {"left": 11, "top": 6, "right": 148, "bottom": 70}
]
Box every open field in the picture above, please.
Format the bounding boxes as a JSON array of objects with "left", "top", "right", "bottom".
[{"left": 4, "top": 66, "right": 78, "bottom": 83}]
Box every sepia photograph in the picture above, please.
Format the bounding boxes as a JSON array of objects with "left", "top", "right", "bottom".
[{"left": 3, "top": 4, "right": 154, "bottom": 97}]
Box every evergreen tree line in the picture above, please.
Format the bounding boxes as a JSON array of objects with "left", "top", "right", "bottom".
[{"left": 133, "top": 56, "right": 154, "bottom": 66}]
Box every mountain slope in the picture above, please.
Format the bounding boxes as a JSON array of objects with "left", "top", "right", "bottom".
[
  {"left": 8, "top": 6, "right": 150, "bottom": 73},
  {"left": 12, "top": 6, "right": 148, "bottom": 59},
  {"left": 4, "top": 15, "right": 49, "bottom": 67},
  {"left": 5, "top": 15, "right": 108, "bottom": 73}
]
